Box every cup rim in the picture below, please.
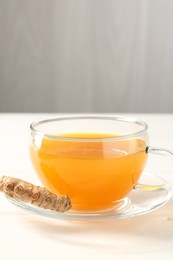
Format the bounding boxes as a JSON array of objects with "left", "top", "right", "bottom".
[{"left": 30, "top": 115, "right": 148, "bottom": 142}]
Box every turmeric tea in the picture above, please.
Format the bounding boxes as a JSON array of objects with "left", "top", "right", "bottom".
[{"left": 30, "top": 133, "right": 147, "bottom": 211}]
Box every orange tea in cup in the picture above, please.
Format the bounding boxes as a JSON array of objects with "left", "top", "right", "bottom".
[{"left": 30, "top": 116, "right": 148, "bottom": 211}]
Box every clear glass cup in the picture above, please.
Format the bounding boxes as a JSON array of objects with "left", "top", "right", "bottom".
[{"left": 29, "top": 116, "right": 173, "bottom": 213}]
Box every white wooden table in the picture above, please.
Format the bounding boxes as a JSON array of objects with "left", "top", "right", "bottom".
[{"left": 0, "top": 113, "right": 173, "bottom": 260}]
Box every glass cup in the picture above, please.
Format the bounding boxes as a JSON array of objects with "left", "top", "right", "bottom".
[{"left": 29, "top": 116, "right": 173, "bottom": 213}]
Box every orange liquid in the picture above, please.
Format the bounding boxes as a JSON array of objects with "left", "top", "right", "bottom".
[{"left": 30, "top": 133, "right": 147, "bottom": 210}]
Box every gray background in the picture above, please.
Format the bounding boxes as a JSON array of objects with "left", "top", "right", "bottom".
[{"left": 0, "top": 0, "right": 173, "bottom": 113}]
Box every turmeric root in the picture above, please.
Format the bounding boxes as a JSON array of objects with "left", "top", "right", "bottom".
[{"left": 0, "top": 176, "right": 71, "bottom": 212}]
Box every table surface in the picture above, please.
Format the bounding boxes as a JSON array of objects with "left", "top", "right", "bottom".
[{"left": 0, "top": 113, "right": 173, "bottom": 260}]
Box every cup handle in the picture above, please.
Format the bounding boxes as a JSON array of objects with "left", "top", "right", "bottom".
[{"left": 134, "top": 146, "right": 173, "bottom": 191}]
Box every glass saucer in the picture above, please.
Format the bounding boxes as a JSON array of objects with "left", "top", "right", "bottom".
[{"left": 5, "top": 172, "right": 173, "bottom": 221}]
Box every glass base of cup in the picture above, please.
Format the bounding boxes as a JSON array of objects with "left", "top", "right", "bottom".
[{"left": 69, "top": 197, "right": 131, "bottom": 215}]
